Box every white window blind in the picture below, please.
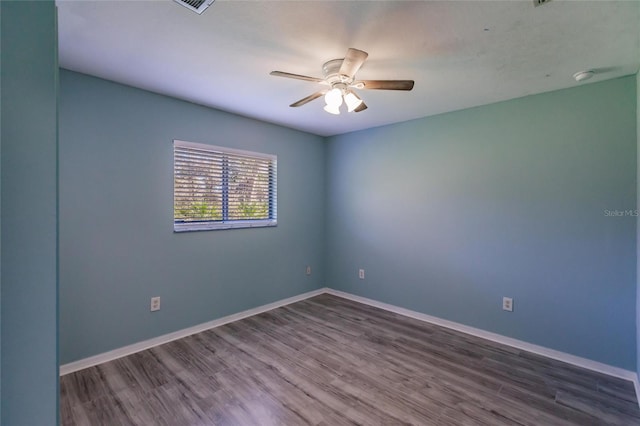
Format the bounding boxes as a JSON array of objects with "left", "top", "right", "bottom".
[{"left": 173, "top": 140, "right": 277, "bottom": 232}]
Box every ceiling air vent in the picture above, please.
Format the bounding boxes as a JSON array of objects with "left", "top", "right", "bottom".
[
  {"left": 533, "top": 0, "right": 552, "bottom": 7},
  {"left": 173, "top": 0, "right": 215, "bottom": 15}
]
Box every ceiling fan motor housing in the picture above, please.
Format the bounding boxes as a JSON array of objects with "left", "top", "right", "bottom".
[{"left": 323, "top": 59, "right": 353, "bottom": 86}]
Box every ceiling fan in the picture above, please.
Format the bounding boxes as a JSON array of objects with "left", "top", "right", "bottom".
[{"left": 270, "top": 48, "right": 414, "bottom": 115}]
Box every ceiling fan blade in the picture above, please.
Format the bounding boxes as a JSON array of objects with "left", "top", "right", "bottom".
[
  {"left": 339, "top": 48, "right": 368, "bottom": 78},
  {"left": 354, "top": 101, "right": 368, "bottom": 112},
  {"left": 270, "top": 71, "right": 324, "bottom": 83},
  {"left": 290, "top": 91, "right": 326, "bottom": 107},
  {"left": 359, "top": 80, "right": 415, "bottom": 90}
]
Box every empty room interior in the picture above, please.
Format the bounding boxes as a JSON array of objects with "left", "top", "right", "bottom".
[{"left": 2, "top": 0, "right": 640, "bottom": 425}]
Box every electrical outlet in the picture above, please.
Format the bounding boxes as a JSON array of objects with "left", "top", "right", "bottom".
[
  {"left": 359, "top": 269, "right": 365, "bottom": 280},
  {"left": 306, "top": 265, "right": 312, "bottom": 276},
  {"left": 502, "top": 297, "right": 513, "bottom": 312},
  {"left": 150, "top": 296, "right": 161, "bottom": 312}
]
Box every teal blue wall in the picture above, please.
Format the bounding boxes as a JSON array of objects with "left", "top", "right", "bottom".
[
  {"left": 1, "top": 2, "right": 3, "bottom": 418},
  {"left": 0, "top": 2, "right": 3, "bottom": 418},
  {"left": 326, "top": 77, "right": 637, "bottom": 370},
  {"left": 1, "top": 1, "right": 59, "bottom": 424},
  {"left": 637, "top": 70, "right": 640, "bottom": 377},
  {"left": 59, "top": 70, "right": 326, "bottom": 364}
]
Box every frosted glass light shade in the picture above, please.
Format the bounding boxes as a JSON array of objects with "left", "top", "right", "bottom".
[
  {"left": 324, "top": 88, "right": 343, "bottom": 107},
  {"left": 324, "top": 104, "right": 340, "bottom": 115},
  {"left": 344, "top": 92, "right": 363, "bottom": 112}
]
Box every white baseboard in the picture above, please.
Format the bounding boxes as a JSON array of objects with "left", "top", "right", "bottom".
[
  {"left": 325, "top": 289, "right": 638, "bottom": 385},
  {"left": 59, "top": 288, "right": 328, "bottom": 375},
  {"left": 61, "top": 285, "right": 639, "bottom": 408}
]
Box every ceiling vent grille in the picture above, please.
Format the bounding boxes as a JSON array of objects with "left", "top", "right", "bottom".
[
  {"left": 533, "top": 0, "right": 552, "bottom": 7},
  {"left": 173, "top": 0, "right": 215, "bottom": 15}
]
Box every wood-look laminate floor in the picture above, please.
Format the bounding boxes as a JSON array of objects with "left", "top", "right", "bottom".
[{"left": 61, "top": 294, "right": 640, "bottom": 425}]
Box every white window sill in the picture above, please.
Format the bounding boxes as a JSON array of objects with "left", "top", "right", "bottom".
[{"left": 174, "top": 220, "right": 277, "bottom": 233}]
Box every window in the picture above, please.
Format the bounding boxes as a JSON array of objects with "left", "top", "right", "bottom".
[{"left": 173, "top": 140, "right": 277, "bottom": 232}]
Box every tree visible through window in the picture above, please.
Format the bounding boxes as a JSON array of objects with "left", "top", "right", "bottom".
[{"left": 173, "top": 140, "right": 277, "bottom": 231}]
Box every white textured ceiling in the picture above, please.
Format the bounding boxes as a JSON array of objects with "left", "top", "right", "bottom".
[{"left": 57, "top": 0, "right": 639, "bottom": 137}]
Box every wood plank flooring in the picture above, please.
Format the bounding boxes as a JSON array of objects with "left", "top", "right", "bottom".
[{"left": 60, "top": 294, "right": 640, "bottom": 425}]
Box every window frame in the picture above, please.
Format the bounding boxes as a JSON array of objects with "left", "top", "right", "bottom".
[{"left": 173, "top": 140, "right": 277, "bottom": 232}]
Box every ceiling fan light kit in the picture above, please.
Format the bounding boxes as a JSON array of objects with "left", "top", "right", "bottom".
[
  {"left": 270, "top": 48, "right": 414, "bottom": 115},
  {"left": 320, "top": 84, "right": 363, "bottom": 115}
]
